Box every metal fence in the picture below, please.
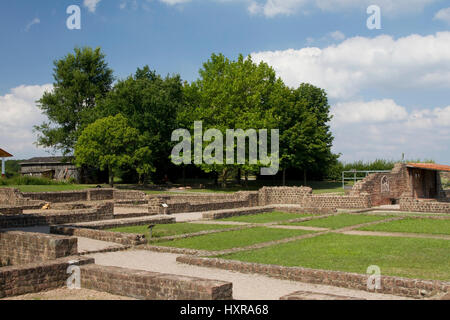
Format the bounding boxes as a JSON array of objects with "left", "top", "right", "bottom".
[{"left": 342, "top": 170, "right": 391, "bottom": 189}]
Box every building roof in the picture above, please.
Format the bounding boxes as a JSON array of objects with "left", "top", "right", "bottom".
[
  {"left": 0, "top": 148, "right": 13, "bottom": 158},
  {"left": 407, "top": 163, "right": 450, "bottom": 172},
  {"left": 20, "top": 156, "right": 73, "bottom": 165}
]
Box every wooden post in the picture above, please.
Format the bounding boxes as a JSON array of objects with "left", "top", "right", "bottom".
[{"left": 1, "top": 157, "right": 5, "bottom": 178}]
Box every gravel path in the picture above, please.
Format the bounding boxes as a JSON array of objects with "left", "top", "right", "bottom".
[
  {"left": 342, "top": 230, "right": 450, "bottom": 240},
  {"left": 88, "top": 250, "right": 411, "bottom": 300},
  {"left": 2, "top": 288, "right": 135, "bottom": 300}
]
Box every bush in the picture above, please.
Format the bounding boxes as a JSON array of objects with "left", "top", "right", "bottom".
[{"left": 0, "top": 176, "right": 72, "bottom": 186}]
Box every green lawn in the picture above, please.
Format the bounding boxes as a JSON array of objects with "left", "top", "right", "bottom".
[
  {"left": 285, "top": 214, "right": 392, "bottom": 230},
  {"left": 108, "top": 223, "right": 237, "bottom": 239},
  {"left": 157, "top": 227, "right": 313, "bottom": 251},
  {"left": 359, "top": 218, "right": 450, "bottom": 235},
  {"left": 220, "top": 233, "right": 450, "bottom": 280},
  {"left": 219, "top": 212, "right": 313, "bottom": 224},
  {"left": 0, "top": 184, "right": 100, "bottom": 192}
]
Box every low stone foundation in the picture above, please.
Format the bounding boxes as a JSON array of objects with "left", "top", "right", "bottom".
[
  {"left": 0, "top": 206, "right": 23, "bottom": 215},
  {"left": 80, "top": 264, "right": 233, "bottom": 300},
  {"left": 22, "top": 189, "right": 115, "bottom": 203},
  {"left": 0, "top": 231, "right": 77, "bottom": 266},
  {"left": 0, "top": 202, "right": 114, "bottom": 229},
  {"left": 51, "top": 226, "right": 146, "bottom": 246},
  {"left": 177, "top": 256, "right": 450, "bottom": 299},
  {"left": 148, "top": 192, "right": 259, "bottom": 215},
  {"left": 0, "top": 257, "right": 94, "bottom": 298},
  {"left": 400, "top": 197, "right": 450, "bottom": 213}
]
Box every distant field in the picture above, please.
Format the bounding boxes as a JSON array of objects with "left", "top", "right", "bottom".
[
  {"left": 219, "top": 212, "right": 313, "bottom": 224},
  {"left": 220, "top": 233, "right": 450, "bottom": 281},
  {"left": 157, "top": 227, "right": 312, "bottom": 251},
  {"left": 359, "top": 218, "right": 450, "bottom": 235},
  {"left": 0, "top": 184, "right": 100, "bottom": 192},
  {"left": 0, "top": 180, "right": 347, "bottom": 194},
  {"left": 284, "top": 214, "right": 392, "bottom": 230}
]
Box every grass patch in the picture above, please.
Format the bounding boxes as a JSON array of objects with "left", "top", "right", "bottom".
[
  {"left": 220, "top": 233, "right": 450, "bottom": 281},
  {"left": 359, "top": 218, "right": 450, "bottom": 235},
  {"left": 157, "top": 227, "right": 312, "bottom": 251},
  {"left": 285, "top": 214, "right": 392, "bottom": 230},
  {"left": 108, "top": 223, "right": 237, "bottom": 239},
  {"left": 219, "top": 212, "right": 313, "bottom": 224},
  {"left": 0, "top": 184, "right": 100, "bottom": 192}
]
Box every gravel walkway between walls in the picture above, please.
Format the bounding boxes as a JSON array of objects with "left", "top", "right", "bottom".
[
  {"left": 2, "top": 288, "right": 135, "bottom": 300},
  {"left": 88, "top": 250, "right": 411, "bottom": 301},
  {"left": 342, "top": 230, "right": 450, "bottom": 240}
]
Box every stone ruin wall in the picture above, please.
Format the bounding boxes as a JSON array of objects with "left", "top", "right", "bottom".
[
  {"left": 258, "top": 187, "right": 371, "bottom": 209},
  {"left": 350, "top": 163, "right": 411, "bottom": 206},
  {"left": 0, "top": 230, "right": 233, "bottom": 300},
  {"left": 0, "top": 231, "right": 78, "bottom": 267}
]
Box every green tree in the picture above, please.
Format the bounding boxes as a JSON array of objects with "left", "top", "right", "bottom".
[
  {"left": 35, "top": 47, "right": 114, "bottom": 155},
  {"left": 97, "top": 66, "right": 182, "bottom": 182},
  {"left": 74, "top": 114, "right": 152, "bottom": 186},
  {"left": 278, "top": 83, "right": 337, "bottom": 185},
  {"left": 182, "top": 53, "right": 284, "bottom": 186}
]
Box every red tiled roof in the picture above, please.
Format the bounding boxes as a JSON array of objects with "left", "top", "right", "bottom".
[
  {"left": 0, "top": 148, "right": 13, "bottom": 158},
  {"left": 407, "top": 163, "right": 450, "bottom": 172}
]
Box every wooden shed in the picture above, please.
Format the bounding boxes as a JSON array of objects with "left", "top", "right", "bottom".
[{"left": 0, "top": 148, "right": 13, "bottom": 178}]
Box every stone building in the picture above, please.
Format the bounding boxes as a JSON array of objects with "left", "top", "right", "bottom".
[
  {"left": 20, "top": 157, "right": 80, "bottom": 181},
  {"left": 351, "top": 162, "right": 450, "bottom": 206}
]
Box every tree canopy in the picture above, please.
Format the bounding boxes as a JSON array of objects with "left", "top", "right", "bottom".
[
  {"left": 35, "top": 47, "right": 114, "bottom": 155},
  {"left": 37, "top": 47, "right": 338, "bottom": 186},
  {"left": 74, "top": 114, "right": 152, "bottom": 186},
  {"left": 97, "top": 66, "right": 183, "bottom": 182}
]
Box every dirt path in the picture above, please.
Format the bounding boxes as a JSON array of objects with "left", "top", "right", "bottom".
[
  {"left": 342, "top": 230, "right": 450, "bottom": 240},
  {"left": 87, "top": 250, "right": 411, "bottom": 300}
]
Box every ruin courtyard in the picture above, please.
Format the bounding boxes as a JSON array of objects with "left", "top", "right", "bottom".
[{"left": 0, "top": 163, "right": 449, "bottom": 301}]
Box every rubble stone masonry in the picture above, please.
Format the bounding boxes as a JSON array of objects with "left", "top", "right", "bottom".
[
  {"left": 0, "top": 231, "right": 77, "bottom": 266},
  {"left": 80, "top": 264, "right": 233, "bottom": 300}
]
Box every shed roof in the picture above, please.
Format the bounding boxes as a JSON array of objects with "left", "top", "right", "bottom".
[
  {"left": 0, "top": 148, "right": 13, "bottom": 158},
  {"left": 407, "top": 163, "right": 450, "bottom": 172},
  {"left": 20, "top": 156, "right": 73, "bottom": 165}
]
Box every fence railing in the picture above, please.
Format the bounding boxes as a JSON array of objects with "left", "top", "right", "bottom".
[{"left": 342, "top": 170, "right": 391, "bottom": 189}]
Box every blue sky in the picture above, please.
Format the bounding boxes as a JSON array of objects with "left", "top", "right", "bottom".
[{"left": 1, "top": 0, "right": 449, "bottom": 163}]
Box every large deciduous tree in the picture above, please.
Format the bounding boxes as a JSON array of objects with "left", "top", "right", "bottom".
[
  {"left": 182, "top": 53, "right": 285, "bottom": 186},
  {"left": 35, "top": 47, "right": 114, "bottom": 155},
  {"left": 277, "top": 83, "right": 337, "bottom": 185},
  {"left": 74, "top": 114, "right": 152, "bottom": 187},
  {"left": 97, "top": 66, "right": 183, "bottom": 182}
]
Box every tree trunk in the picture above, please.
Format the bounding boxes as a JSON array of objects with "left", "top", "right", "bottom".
[
  {"left": 237, "top": 168, "right": 242, "bottom": 185},
  {"left": 244, "top": 171, "right": 249, "bottom": 188},
  {"left": 221, "top": 168, "right": 228, "bottom": 188},
  {"left": 109, "top": 168, "right": 114, "bottom": 188},
  {"left": 214, "top": 171, "right": 219, "bottom": 187},
  {"left": 303, "top": 169, "right": 307, "bottom": 186}
]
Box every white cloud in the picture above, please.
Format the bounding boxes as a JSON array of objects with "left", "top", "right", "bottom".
[
  {"left": 434, "top": 7, "right": 450, "bottom": 24},
  {"left": 84, "top": 0, "right": 102, "bottom": 13},
  {"left": 0, "top": 84, "right": 53, "bottom": 159},
  {"left": 328, "top": 31, "right": 345, "bottom": 41},
  {"left": 160, "top": 0, "right": 192, "bottom": 5},
  {"left": 251, "top": 32, "right": 450, "bottom": 99},
  {"left": 331, "top": 100, "right": 450, "bottom": 162},
  {"left": 25, "top": 18, "right": 40, "bottom": 32},
  {"left": 332, "top": 99, "right": 408, "bottom": 125},
  {"left": 247, "top": 0, "right": 438, "bottom": 17}
]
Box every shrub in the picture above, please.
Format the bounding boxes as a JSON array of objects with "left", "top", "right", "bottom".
[{"left": 0, "top": 176, "right": 72, "bottom": 186}]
